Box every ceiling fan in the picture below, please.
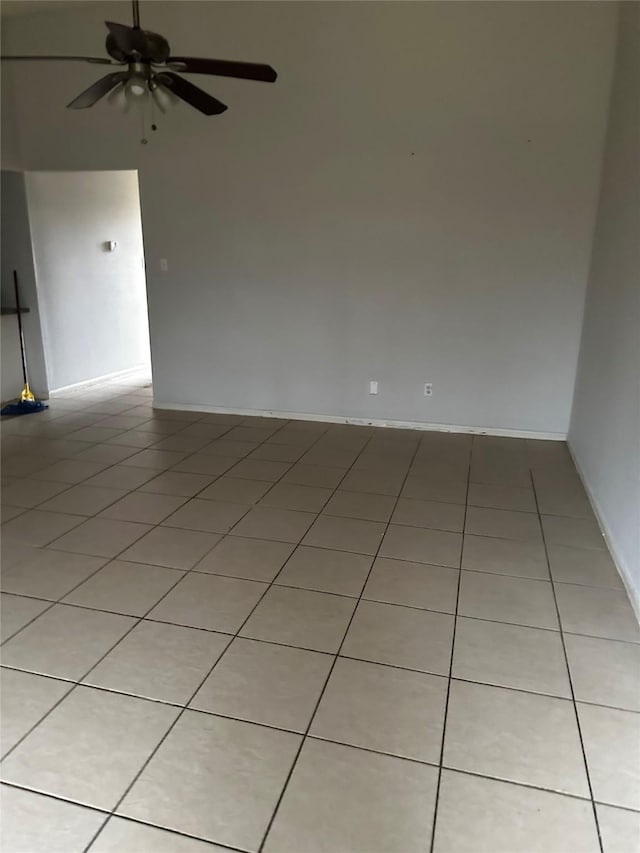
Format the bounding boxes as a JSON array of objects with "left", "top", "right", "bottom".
[{"left": 1, "top": 0, "right": 277, "bottom": 118}]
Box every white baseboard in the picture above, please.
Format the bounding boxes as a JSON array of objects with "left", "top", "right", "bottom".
[
  {"left": 152, "top": 400, "right": 566, "bottom": 441},
  {"left": 49, "top": 365, "right": 150, "bottom": 397},
  {"left": 568, "top": 443, "right": 640, "bottom": 622}
]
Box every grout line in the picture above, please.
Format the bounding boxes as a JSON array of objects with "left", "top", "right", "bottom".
[
  {"left": 256, "top": 428, "right": 426, "bottom": 852},
  {"left": 0, "top": 561, "right": 192, "bottom": 763},
  {"left": 78, "top": 412, "right": 352, "bottom": 853},
  {"left": 529, "top": 470, "right": 605, "bottom": 853},
  {"left": 3, "top": 648, "right": 638, "bottom": 718},
  {"left": 427, "top": 437, "right": 472, "bottom": 852}
]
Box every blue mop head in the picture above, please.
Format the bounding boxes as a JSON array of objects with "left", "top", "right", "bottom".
[{"left": 1, "top": 400, "right": 48, "bottom": 416}]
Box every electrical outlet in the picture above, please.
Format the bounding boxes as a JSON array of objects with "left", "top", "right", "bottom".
[
  {"left": 160, "top": 258, "right": 168, "bottom": 272},
  {"left": 424, "top": 383, "right": 433, "bottom": 397},
  {"left": 369, "top": 380, "right": 379, "bottom": 395}
]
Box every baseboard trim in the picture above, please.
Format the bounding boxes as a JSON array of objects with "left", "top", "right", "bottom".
[
  {"left": 568, "top": 443, "right": 640, "bottom": 623},
  {"left": 49, "top": 365, "right": 150, "bottom": 397},
  {"left": 152, "top": 400, "right": 566, "bottom": 441}
]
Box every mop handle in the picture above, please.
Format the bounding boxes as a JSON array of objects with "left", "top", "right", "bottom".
[{"left": 13, "top": 270, "right": 29, "bottom": 387}]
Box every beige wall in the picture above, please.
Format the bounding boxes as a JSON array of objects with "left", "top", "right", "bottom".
[
  {"left": 2, "top": 1, "right": 616, "bottom": 433},
  {"left": 569, "top": 3, "right": 640, "bottom": 610}
]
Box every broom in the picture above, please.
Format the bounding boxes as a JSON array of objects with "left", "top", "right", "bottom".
[{"left": 0, "top": 271, "right": 48, "bottom": 416}]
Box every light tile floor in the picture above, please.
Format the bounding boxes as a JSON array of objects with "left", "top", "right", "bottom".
[{"left": 1, "top": 374, "right": 639, "bottom": 853}]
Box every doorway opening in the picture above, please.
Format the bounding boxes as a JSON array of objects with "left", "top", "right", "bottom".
[{"left": 25, "top": 169, "right": 151, "bottom": 396}]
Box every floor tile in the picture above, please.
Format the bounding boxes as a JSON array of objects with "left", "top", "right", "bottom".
[
  {"left": 444, "top": 680, "right": 589, "bottom": 796},
  {"left": 120, "top": 526, "right": 221, "bottom": 569},
  {"left": 282, "top": 464, "right": 347, "bottom": 488},
  {"left": 91, "top": 818, "right": 229, "bottom": 852},
  {"left": 0, "top": 785, "right": 106, "bottom": 853},
  {"left": 276, "top": 545, "right": 372, "bottom": 596},
  {"left": 465, "top": 506, "right": 542, "bottom": 541},
  {"left": 231, "top": 507, "right": 316, "bottom": 543},
  {"left": 100, "top": 491, "right": 188, "bottom": 524},
  {"left": 85, "top": 620, "right": 230, "bottom": 705},
  {"left": 536, "top": 487, "right": 594, "bottom": 519},
  {"left": 83, "top": 464, "right": 157, "bottom": 490},
  {"left": 49, "top": 517, "right": 152, "bottom": 558},
  {"left": 198, "top": 476, "right": 272, "bottom": 503},
  {"left": 191, "top": 637, "right": 332, "bottom": 732},
  {"left": 227, "top": 458, "right": 292, "bottom": 482},
  {"left": 577, "top": 702, "right": 640, "bottom": 810},
  {"left": 379, "top": 524, "right": 461, "bottom": 567},
  {"left": 338, "top": 468, "right": 405, "bottom": 496},
  {"left": 30, "top": 459, "right": 109, "bottom": 484},
  {"left": 202, "top": 439, "right": 259, "bottom": 458},
  {"left": 391, "top": 497, "right": 464, "bottom": 532},
  {"left": 241, "top": 586, "right": 356, "bottom": 652},
  {"left": 260, "top": 482, "right": 333, "bottom": 512},
  {"left": 547, "top": 543, "right": 623, "bottom": 588},
  {"left": 2, "top": 454, "right": 53, "bottom": 478},
  {"left": 462, "top": 534, "right": 549, "bottom": 579},
  {"left": 596, "top": 804, "right": 640, "bottom": 853},
  {"left": 363, "top": 556, "right": 458, "bottom": 613},
  {"left": 555, "top": 583, "right": 640, "bottom": 642},
  {"left": 263, "top": 738, "right": 438, "bottom": 853},
  {"left": 1, "top": 505, "right": 25, "bottom": 522},
  {"left": 118, "top": 711, "right": 301, "bottom": 852},
  {"left": 564, "top": 633, "right": 640, "bottom": 711},
  {"left": 432, "top": 770, "right": 599, "bottom": 853},
  {"left": 63, "top": 560, "right": 184, "bottom": 616},
  {"left": 68, "top": 425, "right": 125, "bottom": 442},
  {"left": 0, "top": 593, "right": 50, "bottom": 642},
  {"left": 453, "top": 617, "right": 570, "bottom": 696},
  {"left": 323, "top": 490, "right": 396, "bottom": 523},
  {"left": 1, "top": 686, "right": 179, "bottom": 810},
  {"left": 39, "top": 485, "right": 128, "bottom": 516},
  {"left": 341, "top": 600, "right": 454, "bottom": 674},
  {"left": 162, "top": 499, "right": 249, "bottom": 534},
  {"left": 195, "top": 535, "right": 295, "bottom": 582},
  {"left": 121, "top": 448, "right": 188, "bottom": 470},
  {"left": 458, "top": 571, "right": 559, "bottom": 629},
  {"left": 152, "top": 433, "right": 215, "bottom": 453},
  {"left": 311, "top": 657, "right": 447, "bottom": 762},
  {"left": 541, "top": 515, "right": 605, "bottom": 550},
  {"left": 1, "top": 478, "right": 70, "bottom": 509},
  {"left": 1, "top": 603, "right": 135, "bottom": 680},
  {"left": 171, "top": 453, "right": 237, "bottom": 476},
  {"left": 226, "top": 425, "right": 279, "bottom": 443},
  {"left": 470, "top": 458, "right": 530, "bottom": 487},
  {"left": 138, "top": 471, "right": 214, "bottom": 497},
  {"left": 0, "top": 546, "right": 107, "bottom": 600},
  {"left": 401, "top": 475, "right": 467, "bottom": 505},
  {"left": 148, "top": 572, "right": 266, "bottom": 632},
  {"left": 250, "top": 443, "right": 305, "bottom": 463},
  {"left": 303, "top": 515, "right": 386, "bottom": 555},
  {"left": 1, "top": 669, "right": 72, "bottom": 756},
  {"left": 467, "top": 482, "right": 537, "bottom": 513},
  {"left": 73, "top": 443, "right": 139, "bottom": 464},
  {"left": 1, "top": 509, "right": 85, "bottom": 546}
]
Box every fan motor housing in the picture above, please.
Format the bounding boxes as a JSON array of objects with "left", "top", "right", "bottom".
[{"left": 105, "top": 30, "right": 170, "bottom": 64}]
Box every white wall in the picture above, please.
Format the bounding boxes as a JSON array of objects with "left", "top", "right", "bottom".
[
  {"left": 1, "top": 171, "right": 49, "bottom": 401},
  {"left": 2, "top": 2, "right": 617, "bottom": 433},
  {"left": 569, "top": 3, "right": 640, "bottom": 607},
  {"left": 24, "top": 170, "right": 150, "bottom": 391}
]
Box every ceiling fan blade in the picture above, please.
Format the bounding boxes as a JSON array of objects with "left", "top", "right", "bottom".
[
  {"left": 156, "top": 72, "right": 227, "bottom": 115},
  {"left": 167, "top": 57, "right": 277, "bottom": 83},
  {"left": 1, "top": 55, "right": 118, "bottom": 65},
  {"left": 105, "top": 21, "right": 149, "bottom": 56},
  {"left": 67, "top": 71, "right": 128, "bottom": 109}
]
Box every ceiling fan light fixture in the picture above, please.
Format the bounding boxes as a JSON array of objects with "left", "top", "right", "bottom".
[{"left": 124, "top": 72, "right": 149, "bottom": 101}]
